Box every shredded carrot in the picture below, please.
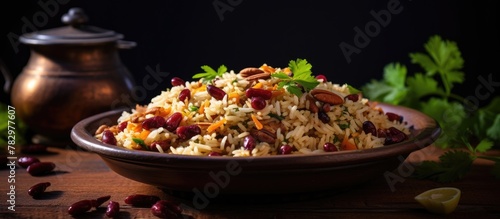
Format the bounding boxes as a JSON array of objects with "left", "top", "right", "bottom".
[
  {"left": 283, "top": 67, "right": 291, "bottom": 74},
  {"left": 260, "top": 64, "right": 275, "bottom": 73},
  {"left": 207, "top": 118, "right": 226, "bottom": 133},
  {"left": 133, "top": 124, "right": 143, "bottom": 132},
  {"left": 272, "top": 88, "right": 285, "bottom": 98},
  {"left": 139, "top": 130, "right": 151, "bottom": 139},
  {"left": 198, "top": 100, "right": 209, "bottom": 114},
  {"left": 228, "top": 92, "right": 240, "bottom": 103},
  {"left": 192, "top": 84, "right": 207, "bottom": 95},
  {"left": 159, "top": 107, "right": 171, "bottom": 117},
  {"left": 341, "top": 136, "right": 357, "bottom": 150},
  {"left": 251, "top": 114, "right": 263, "bottom": 130},
  {"left": 252, "top": 82, "right": 263, "bottom": 89}
]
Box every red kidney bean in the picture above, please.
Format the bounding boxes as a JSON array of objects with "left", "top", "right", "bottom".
[
  {"left": 67, "top": 195, "right": 111, "bottom": 216},
  {"left": 27, "top": 162, "right": 55, "bottom": 176},
  {"left": 250, "top": 97, "right": 266, "bottom": 110},
  {"left": 68, "top": 200, "right": 94, "bottom": 216},
  {"left": 151, "top": 200, "right": 183, "bottom": 219},
  {"left": 142, "top": 116, "right": 166, "bottom": 130},
  {"left": 377, "top": 128, "right": 387, "bottom": 138},
  {"left": 362, "top": 121, "right": 377, "bottom": 136},
  {"left": 322, "top": 103, "right": 331, "bottom": 112},
  {"left": 318, "top": 111, "right": 330, "bottom": 123},
  {"left": 386, "top": 112, "right": 403, "bottom": 123},
  {"left": 323, "top": 142, "right": 338, "bottom": 152},
  {"left": 106, "top": 201, "right": 120, "bottom": 218},
  {"left": 384, "top": 127, "right": 408, "bottom": 145},
  {"left": 176, "top": 125, "right": 201, "bottom": 141},
  {"left": 149, "top": 140, "right": 170, "bottom": 152},
  {"left": 28, "top": 182, "right": 51, "bottom": 197},
  {"left": 171, "top": 77, "right": 185, "bottom": 86},
  {"left": 164, "top": 112, "right": 183, "bottom": 132},
  {"left": 101, "top": 130, "right": 117, "bottom": 145},
  {"left": 124, "top": 194, "right": 161, "bottom": 208},
  {"left": 345, "top": 94, "right": 359, "bottom": 102},
  {"left": 207, "top": 84, "right": 226, "bottom": 100},
  {"left": 208, "top": 152, "right": 221, "bottom": 156},
  {"left": 95, "top": 195, "right": 111, "bottom": 207},
  {"left": 18, "top": 156, "right": 40, "bottom": 168},
  {"left": 179, "top": 89, "right": 191, "bottom": 101},
  {"left": 246, "top": 88, "right": 272, "bottom": 100},
  {"left": 279, "top": 145, "right": 293, "bottom": 154},
  {"left": 21, "top": 144, "right": 48, "bottom": 154},
  {"left": 315, "top": 74, "right": 327, "bottom": 82},
  {"left": 243, "top": 135, "right": 256, "bottom": 151},
  {"left": 118, "top": 121, "right": 128, "bottom": 132}
]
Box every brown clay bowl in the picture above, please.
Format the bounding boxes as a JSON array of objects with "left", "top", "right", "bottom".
[{"left": 71, "top": 103, "right": 440, "bottom": 198}]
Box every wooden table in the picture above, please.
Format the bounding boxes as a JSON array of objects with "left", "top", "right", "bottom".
[{"left": 1, "top": 145, "right": 499, "bottom": 219}]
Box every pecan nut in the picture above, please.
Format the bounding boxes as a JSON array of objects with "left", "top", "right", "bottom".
[
  {"left": 239, "top": 67, "right": 264, "bottom": 77},
  {"left": 310, "top": 89, "right": 344, "bottom": 105}
]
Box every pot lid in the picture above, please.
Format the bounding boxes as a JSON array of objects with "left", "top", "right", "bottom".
[{"left": 20, "top": 7, "right": 124, "bottom": 45}]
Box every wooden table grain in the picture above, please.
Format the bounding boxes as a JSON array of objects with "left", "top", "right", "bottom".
[{"left": 1, "top": 145, "right": 499, "bottom": 219}]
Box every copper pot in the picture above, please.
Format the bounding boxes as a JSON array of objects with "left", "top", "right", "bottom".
[{"left": 10, "top": 8, "right": 136, "bottom": 145}]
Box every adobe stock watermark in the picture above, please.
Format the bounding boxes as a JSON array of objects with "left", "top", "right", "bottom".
[
  {"left": 383, "top": 73, "right": 499, "bottom": 192},
  {"left": 212, "top": 0, "right": 244, "bottom": 22},
  {"left": 191, "top": 155, "right": 257, "bottom": 210},
  {"left": 339, "top": 0, "right": 409, "bottom": 64},
  {"left": 7, "top": 0, "right": 70, "bottom": 54},
  {"left": 111, "top": 64, "right": 170, "bottom": 109}
]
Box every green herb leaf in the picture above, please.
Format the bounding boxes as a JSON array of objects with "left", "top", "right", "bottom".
[
  {"left": 269, "top": 113, "right": 285, "bottom": 121},
  {"left": 475, "top": 139, "right": 494, "bottom": 153},
  {"left": 192, "top": 65, "right": 227, "bottom": 83},
  {"left": 413, "top": 150, "right": 473, "bottom": 183},
  {"left": 410, "top": 35, "right": 465, "bottom": 95},
  {"left": 271, "top": 59, "right": 320, "bottom": 97},
  {"left": 362, "top": 63, "right": 408, "bottom": 105},
  {"left": 347, "top": 84, "right": 361, "bottom": 94},
  {"left": 132, "top": 138, "right": 148, "bottom": 150}
]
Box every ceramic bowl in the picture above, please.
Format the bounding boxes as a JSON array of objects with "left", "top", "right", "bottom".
[{"left": 71, "top": 103, "right": 440, "bottom": 197}]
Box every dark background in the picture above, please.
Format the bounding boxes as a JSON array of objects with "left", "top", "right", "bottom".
[{"left": 1, "top": 0, "right": 498, "bottom": 106}]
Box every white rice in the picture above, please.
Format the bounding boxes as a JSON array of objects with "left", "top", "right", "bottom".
[{"left": 96, "top": 63, "right": 411, "bottom": 156}]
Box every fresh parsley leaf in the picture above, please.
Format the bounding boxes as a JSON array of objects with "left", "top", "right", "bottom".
[
  {"left": 410, "top": 35, "right": 464, "bottom": 95},
  {"left": 413, "top": 150, "right": 473, "bottom": 183},
  {"left": 192, "top": 65, "right": 227, "bottom": 83},
  {"left": 347, "top": 84, "right": 361, "bottom": 94},
  {"left": 132, "top": 138, "right": 148, "bottom": 150},
  {"left": 362, "top": 63, "right": 408, "bottom": 105},
  {"left": 269, "top": 113, "right": 285, "bottom": 121},
  {"left": 271, "top": 59, "right": 319, "bottom": 97},
  {"left": 421, "top": 98, "right": 466, "bottom": 148},
  {"left": 475, "top": 139, "right": 494, "bottom": 153}
]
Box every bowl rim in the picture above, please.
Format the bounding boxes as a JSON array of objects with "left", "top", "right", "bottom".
[{"left": 70, "top": 103, "right": 441, "bottom": 169}]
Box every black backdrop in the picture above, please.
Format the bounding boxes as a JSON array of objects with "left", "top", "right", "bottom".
[{"left": 1, "top": 0, "right": 498, "bottom": 106}]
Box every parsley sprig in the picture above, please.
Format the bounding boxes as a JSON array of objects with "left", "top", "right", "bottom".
[
  {"left": 361, "top": 35, "right": 500, "bottom": 181},
  {"left": 271, "top": 59, "right": 320, "bottom": 97},
  {"left": 192, "top": 65, "right": 227, "bottom": 83}
]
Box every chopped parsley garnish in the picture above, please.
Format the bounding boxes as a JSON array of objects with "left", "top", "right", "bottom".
[
  {"left": 269, "top": 113, "right": 285, "bottom": 121},
  {"left": 192, "top": 65, "right": 227, "bottom": 83},
  {"left": 132, "top": 138, "right": 148, "bottom": 150},
  {"left": 189, "top": 105, "right": 199, "bottom": 112},
  {"left": 339, "top": 123, "right": 350, "bottom": 130},
  {"left": 271, "top": 59, "right": 320, "bottom": 97}
]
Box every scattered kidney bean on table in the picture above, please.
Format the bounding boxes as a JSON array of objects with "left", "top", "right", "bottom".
[{"left": 13, "top": 144, "right": 188, "bottom": 218}]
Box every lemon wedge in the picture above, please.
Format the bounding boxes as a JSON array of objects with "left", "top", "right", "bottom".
[{"left": 414, "top": 187, "right": 461, "bottom": 214}]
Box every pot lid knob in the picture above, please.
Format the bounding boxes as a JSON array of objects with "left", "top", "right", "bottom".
[
  {"left": 19, "top": 7, "right": 127, "bottom": 45},
  {"left": 61, "top": 7, "right": 89, "bottom": 26}
]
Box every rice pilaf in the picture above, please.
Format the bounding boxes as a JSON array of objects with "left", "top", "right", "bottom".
[{"left": 95, "top": 59, "right": 411, "bottom": 156}]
